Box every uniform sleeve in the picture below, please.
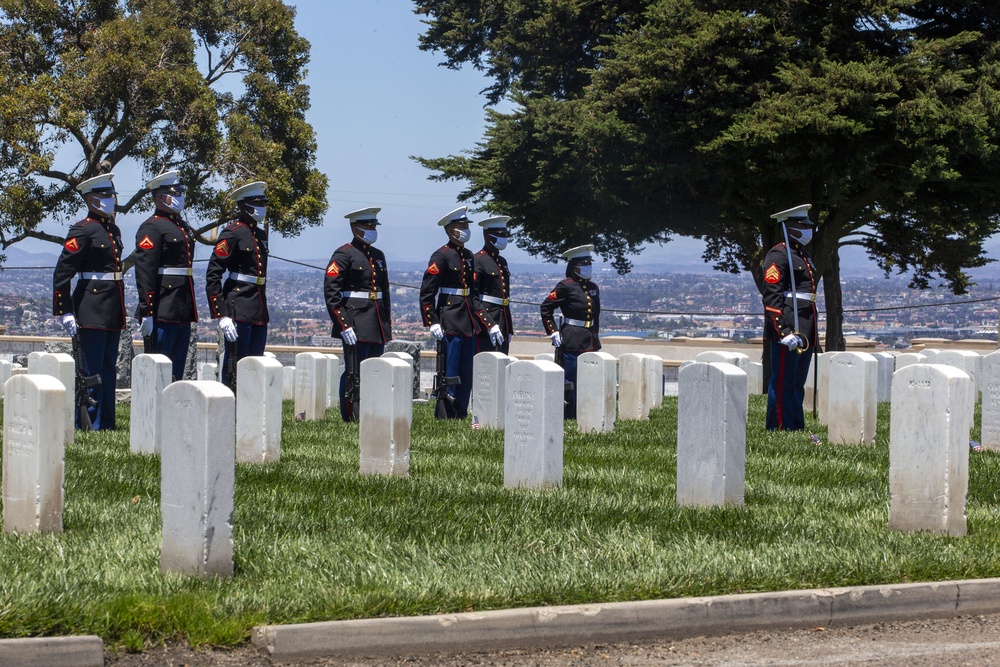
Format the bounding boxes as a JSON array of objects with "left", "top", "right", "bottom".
[
  {"left": 540, "top": 281, "right": 565, "bottom": 335},
  {"left": 205, "top": 226, "right": 235, "bottom": 319},
  {"left": 419, "top": 250, "right": 444, "bottom": 327},
  {"left": 133, "top": 221, "right": 161, "bottom": 320},
  {"left": 760, "top": 248, "right": 793, "bottom": 337},
  {"left": 52, "top": 225, "right": 90, "bottom": 316},
  {"left": 323, "top": 247, "right": 352, "bottom": 332}
]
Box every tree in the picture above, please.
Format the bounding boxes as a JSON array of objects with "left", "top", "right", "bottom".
[
  {"left": 0, "top": 0, "right": 327, "bottom": 258},
  {"left": 413, "top": 0, "right": 1000, "bottom": 350}
]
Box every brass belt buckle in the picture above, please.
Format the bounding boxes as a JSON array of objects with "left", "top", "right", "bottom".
[
  {"left": 256, "top": 277, "right": 265, "bottom": 286},
  {"left": 502, "top": 298, "right": 509, "bottom": 306},
  {"left": 369, "top": 290, "right": 378, "bottom": 300}
]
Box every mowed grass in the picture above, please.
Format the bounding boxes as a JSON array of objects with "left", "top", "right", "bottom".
[{"left": 1, "top": 395, "right": 999, "bottom": 649}]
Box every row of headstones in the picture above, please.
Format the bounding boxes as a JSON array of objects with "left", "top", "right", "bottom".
[
  {"left": 479, "top": 351, "right": 665, "bottom": 433},
  {"left": 675, "top": 359, "right": 972, "bottom": 536}
]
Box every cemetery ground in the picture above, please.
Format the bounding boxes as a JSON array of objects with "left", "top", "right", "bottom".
[{"left": 3, "top": 396, "right": 1000, "bottom": 663}]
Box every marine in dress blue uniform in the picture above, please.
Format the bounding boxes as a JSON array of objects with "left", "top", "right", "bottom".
[
  {"left": 540, "top": 245, "right": 601, "bottom": 419},
  {"left": 473, "top": 216, "right": 514, "bottom": 355},
  {"left": 324, "top": 207, "right": 393, "bottom": 421},
  {"left": 52, "top": 173, "right": 126, "bottom": 430},
  {"left": 205, "top": 182, "right": 270, "bottom": 389},
  {"left": 759, "top": 204, "right": 819, "bottom": 431},
  {"left": 419, "top": 207, "right": 502, "bottom": 419},
  {"left": 133, "top": 171, "right": 197, "bottom": 381}
]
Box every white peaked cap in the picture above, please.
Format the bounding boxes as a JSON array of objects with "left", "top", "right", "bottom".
[
  {"left": 770, "top": 204, "right": 812, "bottom": 222},
  {"left": 146, "top": 170, "right": 182, "bottom": 191},
  {"left": 438, "top": 206, "right": 470, "bottom": 226},
  {"left": 562, "top": 244, "right": 595, "bottom": 261},
  {"left": 76, "top": 173, "right": 117, "bottom": 195},
  {"left": 345, "top": 207, "right": 381, "bottom": 224},
  {"left": 229, "top": 181, "right": 267, "bottom": 202},
  {"left": 479, "top": 215, "right": 511, "bottom": 230}
]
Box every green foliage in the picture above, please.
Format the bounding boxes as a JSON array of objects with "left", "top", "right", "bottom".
[
  {"left": 0, "top": 0, "right": 328, "bottom": 248},
  {"left": 414, "top": 1, "right": 1000, "bottom": 334},
  {"left": 1, "top": 396, "right": 999, "bottom": 649}
]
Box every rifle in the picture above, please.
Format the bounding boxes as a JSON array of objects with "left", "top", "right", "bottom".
[
  {"left": 71, "top": 333, "right": 100, "bottom": 432},
  {"left": 223, "top": 338, "right": 237, "bottom": 392},
  {"left": 342, "top": 343, "right": 361, "bottom": 421},
  {"left": 432, "top": 338, "right": 460, "bottom": 419}
]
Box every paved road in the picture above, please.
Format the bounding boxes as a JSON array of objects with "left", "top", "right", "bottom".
[{"left": 106, "top": 613, "right": 1000, "bottom": 666}]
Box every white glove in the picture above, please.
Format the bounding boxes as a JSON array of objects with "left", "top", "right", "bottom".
[
  {"left": 550, "top": 331, "right": 562, "bottom": 348},
  {"left": 139, "top": 317, "right": 154, "bottom": 337},
  {"left": 60, "top": 313, "right": 77, "bottom": 336},
  {"left": 429, "top": 323, "right": 444, "bottom": 340},
  {"left": 341, "top": 327, "right": 358, "bottom": 346},
  {"left": 780, "top": 333, "right": 800, "bottom": 350},
  {"left": 219, "top": 317, "right": 238, "bottom": 342},
  {"left": 488, "top": 324, "right": 504, "bottom": 347}
]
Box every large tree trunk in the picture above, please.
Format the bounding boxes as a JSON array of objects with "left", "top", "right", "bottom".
[{"left": 822, "top": 252, "right": 846, "bottom": 352}]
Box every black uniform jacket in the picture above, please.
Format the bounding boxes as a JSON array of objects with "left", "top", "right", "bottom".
[
  {"left": 52, "top": 214, "right": 126, "bottom": 331},
  {"left": 419, "top": 241, "right": 495, "bottom": 336},
  {"left": 540, "top": 277, "right": 602, "bottom": 353},
  {"left": 473, "top": 247, "right": 513, "bottom": 339},
  {"left": 133, "top": 209, "right": 198, "bottom": 324},
  {"left": 205, "top": 216, "right": 269, "bottom": 325},
  {"left": 760, "top": 240, "right": 818, "bottom": 345},
  {"left": 324, "top": 238, "right": 392, "bottom": 343}
]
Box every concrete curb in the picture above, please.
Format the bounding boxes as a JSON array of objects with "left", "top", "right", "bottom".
[
  {"left": 252, "top": 578, "right": 1000, "bottom": 661},
  {"left": 0, "top": 635, "right": 104, "bottom": 667}
]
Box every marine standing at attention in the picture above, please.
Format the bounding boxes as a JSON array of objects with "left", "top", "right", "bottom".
[
  {"left": 205, "top": 181, "right": 271, "bottom": 390},
  {"left": 759, "top": 204, "right": 819, "bottom": 431},
  {"left": 419, "top": 206, "right": 502, "bottom": 419},
  {"left": 540, "top": 244, "right": 601, "bottom": 419},
  {"left": 52, "top": 173, "right": 126, "bottom": 430},
  {"left": 324, "top": 207, "right": 393, "bottom": 421},
  {"left": 133, "top": 170, "right": 197, "bottom": 381},
  {"left": 473, "top": 215, "right": 514, "bottom": 355}
]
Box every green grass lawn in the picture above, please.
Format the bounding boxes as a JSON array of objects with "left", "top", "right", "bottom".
[{"left": 1, "top": 396, "right": 998, "bottom": 649}]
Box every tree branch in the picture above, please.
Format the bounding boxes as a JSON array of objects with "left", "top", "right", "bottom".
[{"left": 205, "top": 30, "right": 253, "bottom": 85}]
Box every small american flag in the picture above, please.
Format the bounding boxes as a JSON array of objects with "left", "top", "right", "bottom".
[
  {"left": 471, "top": 416, "right": 481, "bottom": 430},
  {"left": 295, "top": 411, "right": 306, "bottom": 422},
  {"left": 971, "top": 440, "right": 983, "bottom": 452}
]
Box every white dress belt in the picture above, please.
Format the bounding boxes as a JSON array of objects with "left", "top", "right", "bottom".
[
  {"left": 229, "top": 272, "right": 266, "bottom": 285},
  {"left": 158, "top": 267, "right": 193, "bottom": 276},
  {"left": 479, "top": 294, "right": 509, "bottom": 306},
  {"left": 564, "top": 317, "right": 592, "bottom": 327},
  {"left": 343, "top": 290, "right": 382, "bottom": 300},
  {"left": 439, "top": 287, "right": 469, "bottom": 296},
  {"left": 784, "top": 292, "right": 816, "bottom": 302},
  {"left": 79, "top": 272, "right": 122, "bottom": 281}
]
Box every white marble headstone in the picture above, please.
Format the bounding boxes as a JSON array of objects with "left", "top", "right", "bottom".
[
  {"left": 359, "top": 357, "right": 412, "bottom": 476},
  {"left": 160, "top": 381, "right": 235, "bottom": 577},
  {"left": 576, "top": 351, "right": 617, "bottom": 434},
  {"left": 504, "top": 361, "right": 563, "bottom": 489},
  {"left": 676, "top": 362, "right": 747, "bottom": 507},
  {"left": 827, "top": 352, "right": 878, "bottom": 445},
  {"left": 889, "top": 364, "right": 970, "bottom": 536},
  {"left": 236, "top": 356, "right": 283, "bottom": 463},
  {"left": 618, "top": 354, "right": 648, "bottom": 421},
  {"left": 31, "top": 352, "right": 75, "bottom": 444},
  {"left": 3, "top": 374, "right": 65, "bottom": 534},
  {"left": 471, "top": 352, "right": 512, "bottom": 430},
  {"left": 130, "top": 353, "right": 172, "bottom": 455},
  {"left": 294, "top": 352, "right": 328, "bottom": 421}
]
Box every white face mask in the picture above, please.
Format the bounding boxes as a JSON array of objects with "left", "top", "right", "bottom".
[
  {"left": 453, "top": 228, "right": 471, "bottom": 244},
  {"left": 93, "top": 196, "right": 115, "bottom": 217},
  {"left": 164, "top": 194, "right": 185, "bottom": 213},
  {"left": 575, "top": 265, "right": 593, "bottom": 280},
  {"left": 790, "top": 228, "right": 813, "bottom": 245},
  {"left": 248, "top": 205, "right": 267, "bottom": 223},
  {"left": 490, "top": 235, "right": 508, "bottom": 250},
  {"left": 360, "top": 229, "right": 378, "bottom": 245}
]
